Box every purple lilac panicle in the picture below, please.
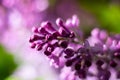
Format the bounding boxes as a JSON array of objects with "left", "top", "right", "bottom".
[{"left": 29, "top": 15, "right": 120, "bottom": 80}]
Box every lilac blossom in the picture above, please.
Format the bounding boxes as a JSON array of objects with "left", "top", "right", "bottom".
[{"left": 29, "top": 15, "right": 120, "bottom": 80}]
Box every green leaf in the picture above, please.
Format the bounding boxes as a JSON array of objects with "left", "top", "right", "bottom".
[
  {"left": 78, "top": 1, "right": 120, "bottom": 33},
  {"left": 5, "top": 77, "right": 18, "bottom": 80},
  {"left": 0, "top": 45, "right": 17, "bottom": 80},
  {"left": 99, "top": 5, "right": 120, "bottom": 33}
]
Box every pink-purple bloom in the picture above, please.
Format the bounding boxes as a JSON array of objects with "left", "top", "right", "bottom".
[{"left": 29, "top": 15, "right": 120, "bottom": 80}]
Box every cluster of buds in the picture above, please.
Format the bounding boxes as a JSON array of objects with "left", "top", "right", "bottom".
[{"left": 29, "top": 15, "right": 120, "bottom": 80}]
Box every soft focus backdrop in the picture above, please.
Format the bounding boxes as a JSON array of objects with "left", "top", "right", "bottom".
[{"left": 0, "top": 0, "right": 120, "bottom": 80}]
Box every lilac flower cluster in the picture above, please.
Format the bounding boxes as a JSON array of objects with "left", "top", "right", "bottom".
[{"left": 29, "top": 15, "right": 120, "bottom": 80}]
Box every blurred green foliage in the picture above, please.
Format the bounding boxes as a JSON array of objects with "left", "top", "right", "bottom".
[
  {"left": 36, "top": 77, "right": 44, "bottom": 80},
  {"left": 5, "top": 76, "right": 44, "bottom": 80},
  {"left": 5, "top": 77, "right": 18, "bottom": 80},
  {"left": 99, "top": 5, "right": 120, "bottom": 32},
  {"left": 0, "top": 45, "right": 17, "bottom": 80},
  {"left": 78, "top": 0, "right": 120, "bottom": 33},
  {"left": 49, "top": 0, "right": 56, "bottom": 6}
]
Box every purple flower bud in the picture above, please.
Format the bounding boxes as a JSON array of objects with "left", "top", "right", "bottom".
[
  {"left": 52, "top": 31, "right": 60, "bottom": 38},
  {"left": 117, "top": 71, "right": 120, "bottom": 78},
  {"left": 44, "top": 50, "right": 52, "bottom": 56},
  {"left": 64, "top": 48, "right": 74, "bottom": 58},
  {"left": 91, "top": 43, "right": 103, "bottom": 54},
  {"left": 96, "top": 60, "right": 104, "bottom": 67},
  {"left": 83, "top": 40, "right": 90, "bottom": 49},
  {"left": 30, "top": 43, "right": 36, "bottom": 48},
  {"left": 56, "top": 18, "right": 64, "bottom": 27},
  {"left": 69, "top": 32, "right": 75, "bottom": 38},
  {"left": 58, "top": 27, "right": 70, "bottom": 37},
  {"left": 106, "top": 37, "right": 113, "bottom": 47},
  {"left": 29, "top": 35, "right": 45, "bottom": 42},
  {"left": 44, "top": 44, "right": 55, "bottom": 56},
  {"left": 77, "top": 69, "right": 86, "bottom": 79},
  {"left": 75, "top": 63, "right": 81, "bottom": 70},
  {"left": 38, "top": 27, "right": 49, "bottom": 35},
  {"left": 65, "top": 15, "right": 80, "bottom": 27},
  {"left": 109, "top": 60, "right": 117, "bottom": 68},
  {"left": 45, "top": 34, "right": 53, "bottom": 41},
  {"left": 97, "top": 70, "right": 111, "bottom": 80},
  {"left": 65, "top": 59, "right": 73, "bottom": 67},
  {"left": 91, "top": 28, "right": 100, "bottom": 38},
  {"left": 32, "top": 27, "right": 39, "bottom": 33},
  {"left": 99, "top": 30, "right": 108, "bottom": 40},
  {"left": 114, "top": 53, "right": 120, "bottom": 59},
  {"left": 46, "top": 44, "right": 54, "bottom": 52},
  {"left": 71, "top": 15, "right": 80, "bottom": 27},
  {"left": 41, "top": 21, "right": 56, "bottom": 31},
  {"left": 59, "top": 40, "right": 68, "bottom": 48},
  {"left": 85, "top": 60, "right": 92, "bottom": 67},
  {"left": 56, "top": 18, "right": 71, "bottom": 34},
  {"left": 35, "top": 44, "right": 43, "bottom": 51}
]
